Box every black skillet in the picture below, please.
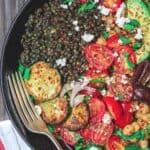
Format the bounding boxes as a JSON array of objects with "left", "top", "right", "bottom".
[{"left": 0, "top": 0, "right": 71, "bottom": 149}]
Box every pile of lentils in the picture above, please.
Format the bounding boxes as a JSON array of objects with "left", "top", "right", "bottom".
[{"left": 21, "top": 0, "right": 105, "bottom": 83}]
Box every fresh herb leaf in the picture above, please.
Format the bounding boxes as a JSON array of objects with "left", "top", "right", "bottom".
[
  {"left": 90, "top": 78, "right": 105, "bottom": 83},
  {"left": 29, "top": 95, "right": 35, "bottom": 104},
  {"left": 124, "top": 23, "right": 135, "bottom": 31},
  {"left": 102, "top": 31, "right": 109, "bottom": 39},
  {"left": 130, "top": 19, "right": 140, "bottom": 27},
  {"left": 119, "top": 35, "right": 131, "bottom": 45},
  {"left": 123, "top": 52, "right": 135, "bottom": 70},
  {"left": 18, "top": 62, "right": 25, "bottom": 75},
  {"left": 116, "top": 94, "right": 124, "bottom": 100},
  {"left": 147, "top": 124, "right": 150, "bottom": 134},
  {"left": 63, "top": 0, "right": 73, "bottom": 4},
  {"left": 133, "top": 42, "right": 142, "bottom": 51},
  {"left": 84, "top": 96, "right": 92, "bottom": 102},
  {"left": 47, "top": 124, "right": 55, "bottom": 132},
  {"left": 75, "top": 139, "right": 84, "bottom": 150},
  {"left": 75, "top": 133, "right": 83, "bottom": 141},
  {"left": 78, "top": 1, "right": 96, "bottom": 13},
  {"left": 56, "top": 134, "right": 62, "bottom": 140},
  {"left": 115, "top": 129, "right": 145, "bottom": 140},
  {"left": 125, "top": 144, "right": 141, "bottom": 150},
  {"left": 23, "top": 68, "right": 30, "bottom": 80}
]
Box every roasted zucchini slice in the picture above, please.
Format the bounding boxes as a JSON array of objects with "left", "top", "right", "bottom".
[
  {"left": 39, "top": 97, "right": 69, "bottom": 125},
  {"left": 63, "top": 103, "right": 89, "bottom": 131},
  {"left": 25, "top": 61, "right": 61, "bottom": 104}
]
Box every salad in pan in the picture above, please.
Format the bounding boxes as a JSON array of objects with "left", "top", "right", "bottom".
[{"left": 18, "top": 0, "right": 150, "bottom": 149}]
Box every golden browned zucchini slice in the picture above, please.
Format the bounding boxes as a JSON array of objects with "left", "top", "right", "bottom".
[
  {"left": 25, "top": 61, "right": 61, "bottom": 104},
  {"left": 63, "top": 103, "right": 89, "bottom": 131},
  {"left": 39, "top": 97, "right": 68, "bottom": 125}
]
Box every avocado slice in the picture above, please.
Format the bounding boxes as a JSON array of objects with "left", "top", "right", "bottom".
[{"left": 126, "top": 0, "right": 150, "bottom": 63}]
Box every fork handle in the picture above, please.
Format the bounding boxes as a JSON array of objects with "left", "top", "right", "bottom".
[{"left": 42, "top": 130, "right": 63, "bottom": 150}]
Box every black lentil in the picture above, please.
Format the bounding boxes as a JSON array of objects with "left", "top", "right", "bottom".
[{"left": 20, "top": 0, "right": 105, "bottom": 83}]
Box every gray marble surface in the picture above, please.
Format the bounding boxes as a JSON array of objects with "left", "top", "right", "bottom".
[{"left": 0, "top": 0, "right": 27, "bottom": 120}]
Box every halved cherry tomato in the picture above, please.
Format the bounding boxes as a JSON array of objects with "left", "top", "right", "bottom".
[
  {"left": 83, "top": 44, "right": 114, "bottom": 72},
  {"left": 80, "top": 122, "right": 114, "bottom": 145},
  {"left": 80, "top": 0, "right": 87, "bottom": 3},
  {"left": 59, "top": 128, "right": 79, "bottom": 145},
  {"left": 116, "top": 102, "right": 133, "bottom": 128},
  {"left": 103, "top": 96, "right": 122, "bottom": 120},
  {"left": 108, "top": 135, "right": 125, "bottom": 150},
  {"left": 108, "top": 73, "right": 133, "bottom": 101},
  {"left": 84, "top": 68, "right": 109, "bottom": 78},
  {"left": 115, "top": 45, "right": 136, "bottom": 64},
  {"left": 106, "top": 34, "right": 120, "bottom": 49},
  {"left": 88, "top": 98, "right": 106, "bottom": 123},
  {"left": 103, "top": 0, "right": 122, "bottom": 13}
]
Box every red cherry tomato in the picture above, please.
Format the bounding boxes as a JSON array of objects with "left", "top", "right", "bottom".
[
  {"left": 106, "top": 34, "right": 120, "bottom": 49},
  {"left": 80, "top": 122, "right": 114, "bottom": 145},
  {"left": 103, "top": 0, "right": 122, "bottom": 13},
  {"left": 116, "top": 102, "right": 133, "bottom": 128},
  {"left": 83, "top": 44, "right": 114, "bottom": 72},
  {"left": 59, "top": 128, "right": 78, "bottom": 145},
  {"left": 80, "top": 0, "right": 87, "bottom": 3},
  {"left": 108, "top": 73, "right": 133, "bottom": 101},
  {"left": 103, "top": 96, "right": 122, "bottom": 120},
  {"left": 108, "top": 135, "right": 125, "bottom": 150},
  {"left": 115, "top": 45, "right": 136, "bottom": 63},
  {"left": 88, "top": 98, "right": 106, "bottom": 123}
]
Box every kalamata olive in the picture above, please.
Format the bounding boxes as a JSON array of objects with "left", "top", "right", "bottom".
[{"left": 132, "top": 60, "right": 150, "bottom": 103}]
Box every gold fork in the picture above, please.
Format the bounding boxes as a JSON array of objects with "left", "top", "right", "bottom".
[{"left": 7, "top": 72, "right": 64, "bottom": 150}]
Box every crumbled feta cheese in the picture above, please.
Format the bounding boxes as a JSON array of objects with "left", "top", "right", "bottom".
[
  {"left": 102, "top": 113, "right": 111, "bottom": 124},
  {"left": 68, "top": 32, "right": 72, "bottom": 36},
  {"left": 100, "top": 6, "right": 111, "bottom": 16},
  {"left": 35, "top": 105, "right": 42, "bottom": 115},
  {"left": 56, "top": 58, "right": 66, "bottom": 67},
  {"left": 116, "top": 17, "right": 130, "bottom": 28},
  {"left": 101, "top": 89, "right": 107, "bottom": 96},
  {"left": 135, "top": 105, "right": 140, "bottom": 110},
  {"left": 115, "top": 3, "right": 126, "bottom": 18},
  {"left": 94, "top": 15, "right": 98, "bottom": 19},
  {"left": 72, "top": 20, "right": 78, "bottom": 26},
  {"left": 121, "top": 75, "right": 128, "bottom": 84},
  {"left": 94, "top": 0, "right": 99, "bottom": 3},
  {"left": 81, "top": 32, "right": 94, "bottom": 42},
  {"left": 74, "top": 26, "right": 80, "bottom": 31},
  {"left": 60, "top": 4, "right": 68, "bottom": 9},
  {"left": 113, "top": 52, "right": 119, "bottom": 57},
  {"left": 70, "top": 80, "right": 75, "bottom": 88},
  {"left": 118, "top": 39, "right": 123, "bottom": 44},
  {"left": 135, "top": 28, "right": 143, "bottom": 40},
  {"left": 106, "top": 77, "right": 114, "bottom": 85},
  {"left": 97, "top": 5, "right": 102, "bottom": 10}
]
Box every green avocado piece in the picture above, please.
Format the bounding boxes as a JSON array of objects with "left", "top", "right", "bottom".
[
  {"left": 127, "top": 0, "right": 150, "bottom": 17},
  {"left": 126, "top": 0, "right": 150, "bottom": 63}
]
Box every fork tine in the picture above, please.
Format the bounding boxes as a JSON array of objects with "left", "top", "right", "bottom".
[
  {"left": 14, "top": 72, "right": 37, "bottom": 122},
  {"left": 17, "top": 72, "right": 40, "bottom": 119},
  {"left": 7, "top": 74, "right": 30, "bottom": 125}
]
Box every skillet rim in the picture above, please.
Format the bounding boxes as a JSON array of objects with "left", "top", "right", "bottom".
[{"left": 0, "top": 0, "right": 33, "bottom": 149}]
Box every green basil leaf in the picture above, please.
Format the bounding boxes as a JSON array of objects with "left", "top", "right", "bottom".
[{"left": 120, "top": 35, "right": 131, "bottom": 45}]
